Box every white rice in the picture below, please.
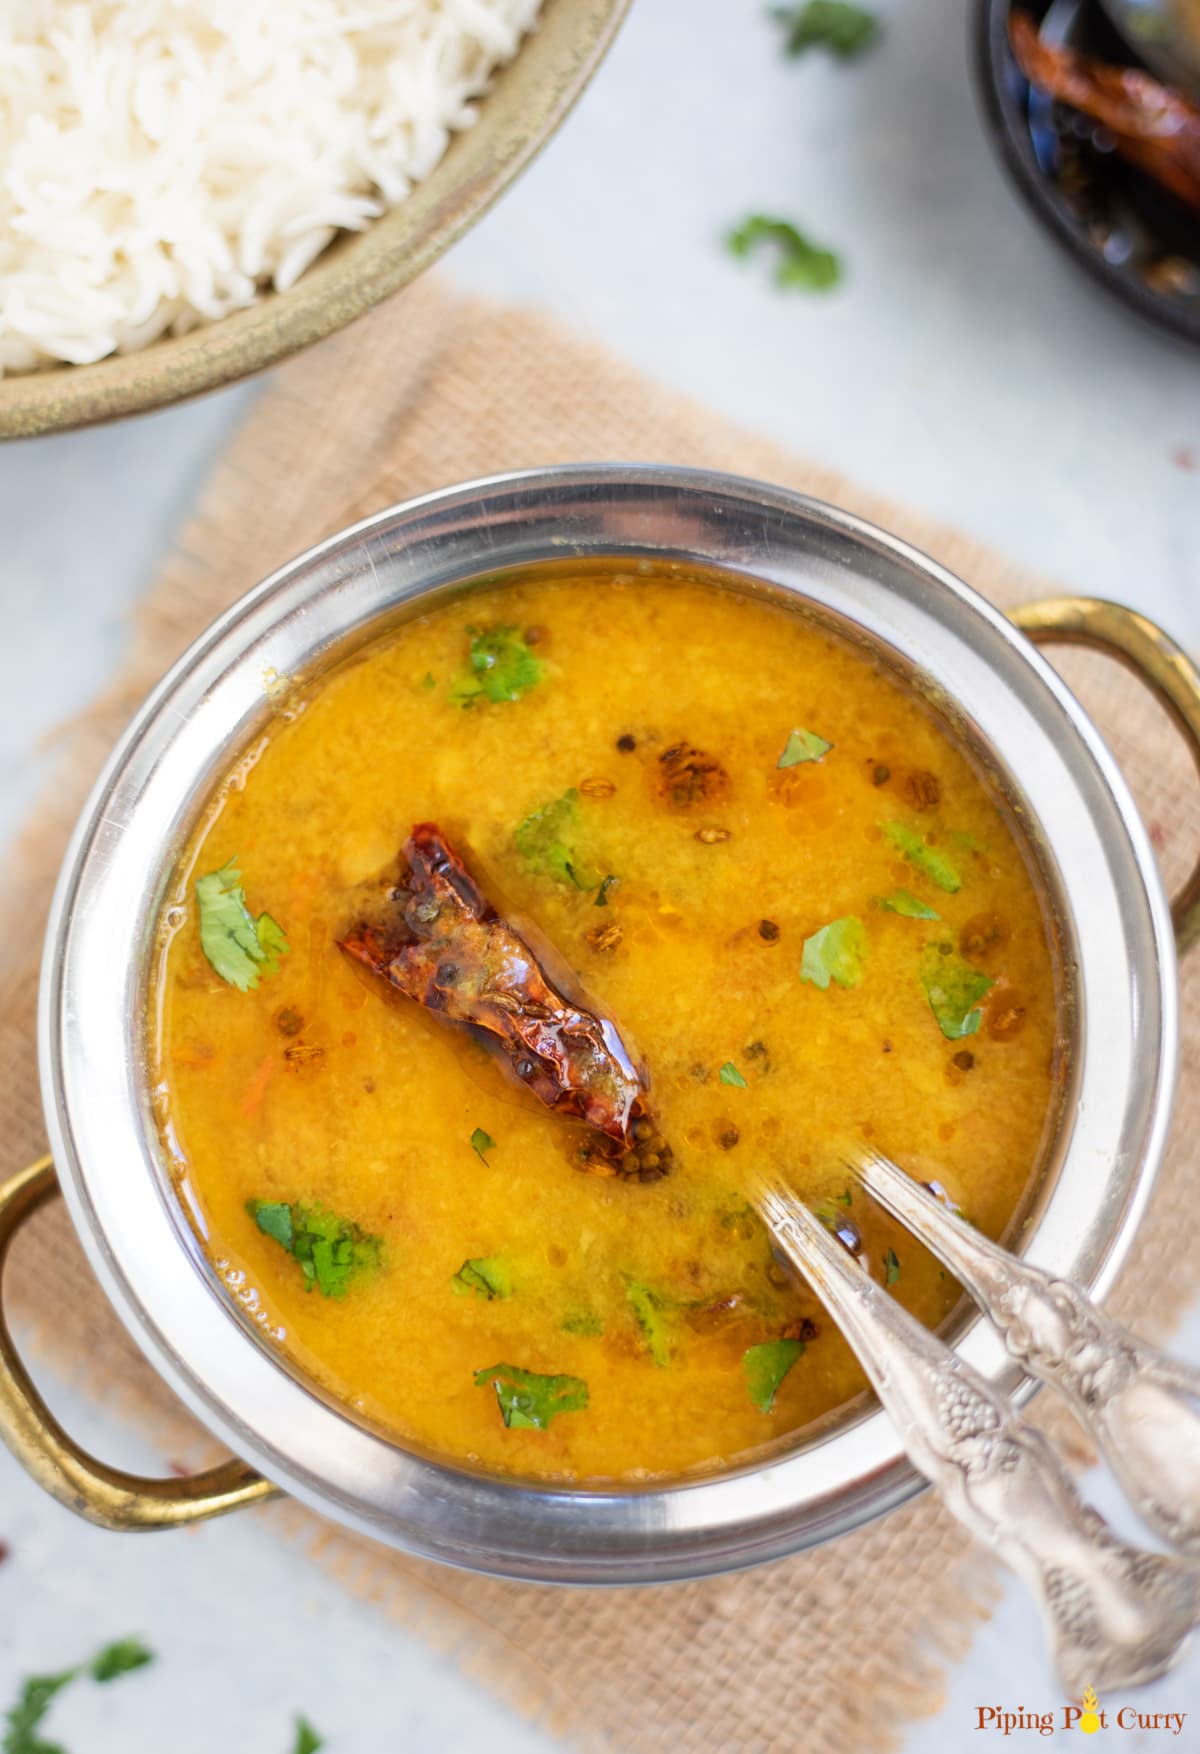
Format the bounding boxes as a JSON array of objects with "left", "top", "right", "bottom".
[{"left": 0, "top": 0, "right": 542, "bottom": 376}]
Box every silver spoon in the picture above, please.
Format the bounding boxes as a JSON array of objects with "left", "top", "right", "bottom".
[{"left": 756, "top": 1180, "right": 1200, "bottom": 1694}]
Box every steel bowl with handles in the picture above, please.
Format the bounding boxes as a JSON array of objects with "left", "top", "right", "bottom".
[
  {"left": 4, "top": 465, "right": 1200, "bottom": 1581},
  {"left": 0, "top": 0, "right": 628, "bottom": 440}
]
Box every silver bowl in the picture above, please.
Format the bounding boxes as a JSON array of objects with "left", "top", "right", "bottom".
[{"left": 6, "top": 465, "right": 1200, "bottom": 1580}]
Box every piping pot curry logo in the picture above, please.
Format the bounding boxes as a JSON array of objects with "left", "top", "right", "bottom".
[{"left": 975, "top": 1686, "right": 1189, "bottom": 1736}]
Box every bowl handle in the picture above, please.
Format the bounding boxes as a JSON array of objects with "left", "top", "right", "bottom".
[
  {"left": 1011, "top": 596, "right": 1200, "bottom": 956},
  {"left": 0, "top": 1155, "right": 277, "bottom": 1530}
]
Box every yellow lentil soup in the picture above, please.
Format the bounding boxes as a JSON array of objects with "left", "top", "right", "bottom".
[{"left": 150, "top": 567, "right": 1065, "bottom": 1482}]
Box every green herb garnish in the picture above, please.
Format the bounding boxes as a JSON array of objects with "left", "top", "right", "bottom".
[
  {"left": 883, "top": 823, "right": 961, "bottom": 894},
  {"left": 562, "top": 1310, "right": 604, "bottom": 1337},
  {"left": 594, "top": 874, "right": 619, "bottom": 907},
  {"left": 4, "top": 1639, "right": 154, "bottom": 1754},
  {"left": 249, "top": 1200, "right": 382, "bottom": 1298},
  {"left": 800, "top": 916, "right": 866, "bottom": 990},
  {"left": 881, "top": 888, "right": 940, "bottom": 920},
  {"left": 292, "top": 1719, "right": 324, "bottom": 1754},
  {"left": 451, "top": 625, "right": 544, "bottom": 706},
  {"left": 470, "top": 1127, "right": 496, "bottom": 1164},
  {"left": 195, "top": 858, "right": 288, "bottom": 991},
  {"left": 626, "top": 1281, "right": 673, "bottom": 1367},
  {"left": 884, "top": 1247, "right": 901, "bottom": 1285},
  {"left": 421, "top": 672, "right": 436, "bottom": 690},
  {"left": 773, "top": 0, "right": 879, "bottom": 58},
  {"left": 452, "top": 1256, "right": 512, "bottom": 1300},
  {"left": 90, "top": 1641, "right": 154, "bottom": 1683},
  {"left": 922, "top": 946, "right": 994, "bottom": 1040},
  {"left": 777, "top": 727, "right": 833, "bottom": 767},
  {"left": 718, "top": 1061, "right": 748, "bottom": 1088},
  {"left": 743, "top": 1338, "right": 805, "bottom": 1413},
  {"left": 836, "top": 1187, "right": 853, "bottom": 1207},
  {"left": 474, "top": 1362, "right": 589, "bottom": 1430},
  {"left": 726, "top": 215, "right": 842, "bottom": 292},
  {"left": 515, "top": 790, "right": 602, "bottom": 890}
]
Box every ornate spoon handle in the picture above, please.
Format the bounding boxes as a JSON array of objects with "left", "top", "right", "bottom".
[
  {"left": 757, "top": 1184, "right": 1199, "bottom": 1694},
  {"left": 856, "top": 1150, "right": 1200, "bottom": 1558}
]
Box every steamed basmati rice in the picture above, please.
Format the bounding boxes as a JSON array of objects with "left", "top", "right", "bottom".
[{"left": 0, "top": 0, "right": 542, "bottom": 376}]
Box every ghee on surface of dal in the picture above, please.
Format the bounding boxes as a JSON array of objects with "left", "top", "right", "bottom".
[{"left": 150, "top": 569, "right": 1065, "bottom": 1482}]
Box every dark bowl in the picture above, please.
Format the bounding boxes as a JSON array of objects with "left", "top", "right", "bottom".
[{"left": 974, "top": 0, "right": 1200, "bottom": 347}]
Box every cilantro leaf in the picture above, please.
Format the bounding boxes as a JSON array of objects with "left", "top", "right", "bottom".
[
  {"left": 773, "top": 0, "right": 880, "bottom": 58},
  {"left": 514, "top": 790, "right": 601, "bottom": 889},
  {"left": 922, "top": 946, "right": 994, "bottom": 1040},
  {"left": 470, "top": 1127, "right": 496, "bottom": 1164},
  {"left": 626, "top": 1281, "right": 673, "bottom": 1367},
  {"left": 3, "top": 1669, "right": 77, "bottom": 1754},
  {"left": 562, "top": 1310, "right": 604, "bottom": 1336},
  {"left": 195, "top": 859, "right": 289, "bottom": 991},
  {"left": 718, "top": 1061, "right": 748, "bottom": 1088},
  {"left": 836, "top": 1187, "right": 853, "bottom": 1206},
  {"left": 884, "top": 1247, "right": 901, "bottom": 1285},
  {"left": 743, "top": 1338, "right": 805, "bottom": 1412},
  {"left": 451, "top": 626, "right": 544, "bottom": 706},
  {"left": 249, "top": 1199, "right": 382, "bottom": 1297},
  {"left": 473, "top": 1362, "right": 589, "bottom": 1430},
  {"left": 452, "top": 1256, "right": 512, "bottom": 1300},
  {"left": 800, "top": 916, "right": 866, "bottom": 990},
  {"left": 89, "top": 1641, "right": 153, "bottom": 1683},
  {"left": 777, "top": 727, "right": 833, "bottom": 767},
  {"left": 883, "top": 822, "right": 961, "bottom": 894},
  {"left": 881, "top": 888, "right": 940, "bottom": 920},
  {"left": 293, "top": 1717, "right": 323, "bottom": 1754},
  {"left": 727, "top": 214, "right": 841, "bottom": 292}
]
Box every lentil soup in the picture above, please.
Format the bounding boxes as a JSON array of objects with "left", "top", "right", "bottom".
[{"left": 150, "top": 567, "right": 1066, "bottom": 1482}]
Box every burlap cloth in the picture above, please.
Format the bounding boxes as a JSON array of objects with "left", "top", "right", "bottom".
[{"left": 3, "top": 277, "right": 1199, "bottom": 1753}]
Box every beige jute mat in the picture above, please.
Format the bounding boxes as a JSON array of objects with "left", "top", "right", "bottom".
[{"left": 3, "top": 276, "right": 1199, "bottom": 1754}]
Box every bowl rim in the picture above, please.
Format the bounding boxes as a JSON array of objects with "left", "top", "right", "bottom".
[
  {"left": 0, "top": 0, "right": 630, "bottom": 440},
  {"left": 38, "top": 463, "right": 1179, "bottom": 1582}
]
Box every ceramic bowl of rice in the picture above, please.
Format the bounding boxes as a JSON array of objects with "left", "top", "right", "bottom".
[{"left": 0, "top": 0, "right": 627, "bottom": 438}]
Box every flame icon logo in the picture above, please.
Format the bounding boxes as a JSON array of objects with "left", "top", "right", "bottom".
[{"left": 1079, "top": 1687, "right": 1101, "bottom": 1734}]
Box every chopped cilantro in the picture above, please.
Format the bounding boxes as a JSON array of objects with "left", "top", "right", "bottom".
[
  {"left": 451, "top": 626, "right": 544, "bottom": 706},
  {"left": 773, "top": 0, "right": 879, "bottom": 58},
  {"left": 195, "top": 858, "right": 289, "bottom": 991},
  {"left": 421, "top": 672, "right": 436, "bottom": 690},
  {"left": 718, "top": 1061, "right": 748, "bottom": 1088},
  {"left": 452, "top": 1256, "right": 512, "bottom": 1300},
  {"left": 3, "top": 1668, "right": 77, "bottom": 1754},
  {"left": 744, "top": 1338, "right": 805, "bottom": 1413},
  {"left": 884, "top": 1247, "right": 901, "bottom": 1285},
  {"left": 883, "top": 822, "right": 961, "bottom": 894},
  {"left": 90, "top": 1641, "right": 153, "bottom": 1683},
  {"left": 881, "top": 889, "right": 940, "bottom": 920},
  {"left": 922, "top": 946, "right": 994, "bottom": 1040},
  {"left": 835, "top": 1187, "right": 853, "bottom": 1207},
  {"left": 474, "top": 1362, "right": 589, "bottom": 1430},
  {"left": 515, "top": 790, "right": 601, "bottom": 890},
  {"left": 293, "top": 1718, "right": 323, "bottom": 1754},
  {"left": 249, "top": 1199, "right": 381, "bottom": 1297},
  {"left": 727, "top": 214, "right": 841, "bottom": 292},
  {"left": 470, "top": 1127, "right": 496, "bottom": 1164},
  {"left": 800, "top": 916, "right": 866, "bottom": 990},
  {"left": 626, "top": 1281, "right": 673, "bottom": 1366},
  {"left": 777, "top": 727, "right": 833, "bottom": 767},
  {"left": 562, "top": 1310, "right": 604, "bottom": 1336},
  {"left": 594, "top": 874, "right": 619, "bottom": 908}
]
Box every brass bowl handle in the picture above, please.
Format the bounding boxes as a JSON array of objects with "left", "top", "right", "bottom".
[
  {"left": 0, "top": 1155, "right": 277, "bottom": 1530},
  {"left": 1011, "top": 596, "right": 1200, "bottom": 956}
]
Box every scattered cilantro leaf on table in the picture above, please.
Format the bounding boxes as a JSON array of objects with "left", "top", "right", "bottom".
[
  {"left": 195, "top": 858, "right": 288, "bottom": 991},
  {"left": 474, "top": 1363, "right": 589, "bottom": 1430},
  {"left": 773, "top": 0, "right": 880, "bottom": 59},
  {"left": 89, "top": 1641, "right": 153, "bottom": 1683},
  {"left": 292, "top": 1717, "right": 324, "bottom": 1754},
  {"left": 727, "top": 215, "right": 841, "bottom": 292}
]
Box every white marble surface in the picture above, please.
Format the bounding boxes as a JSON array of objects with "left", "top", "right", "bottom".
[{"left": 2, "top": 0, "right": 1199, "bottom": 1745}]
